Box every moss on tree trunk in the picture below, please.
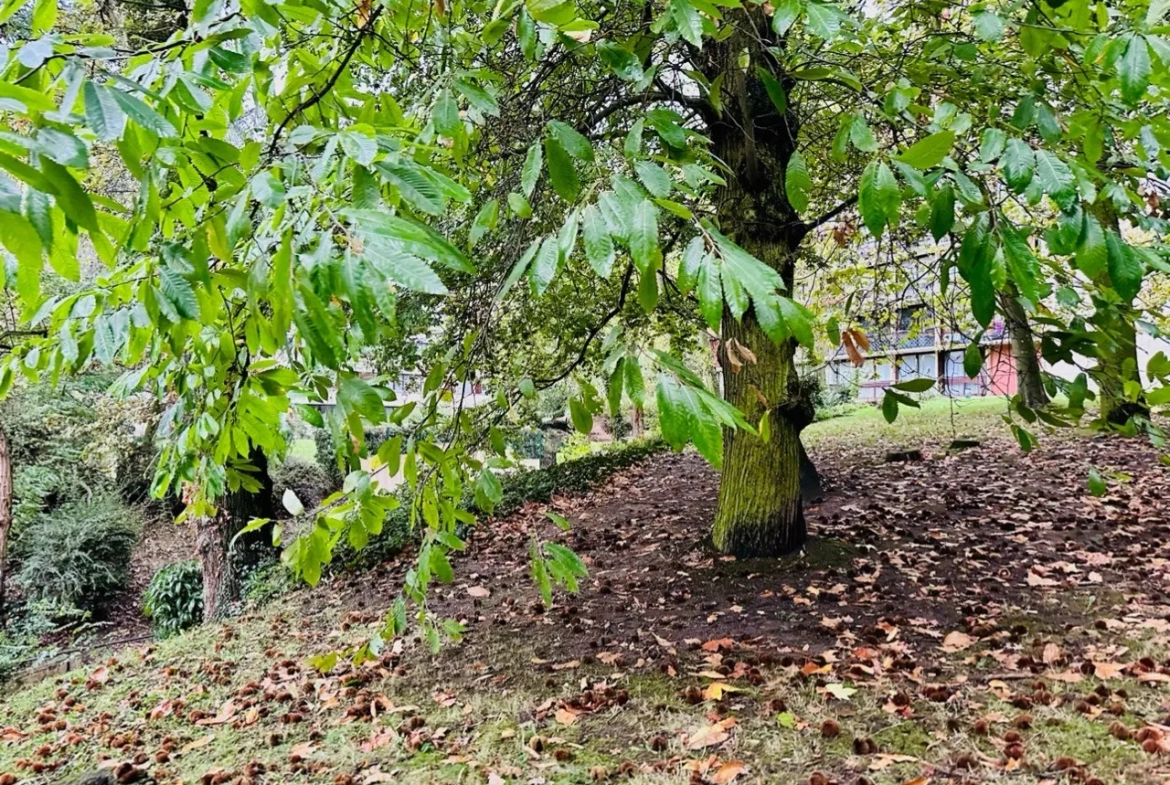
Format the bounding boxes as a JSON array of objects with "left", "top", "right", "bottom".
[{"left": 701, "top": 9, "right": 811, "bottom": 557}]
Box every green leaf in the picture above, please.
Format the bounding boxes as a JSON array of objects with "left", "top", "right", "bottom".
[
  {"left": 1000, "top": 139, "right": 1035, "bottom": 193},
  {"left": 881, "top": 390, "right": 899, "bottom": 423},
  {"left": 339, "top": 376, "right": 386, "bottom": 422},
  {"left": 569, "top": 397, "right": 593, "bottom": 434},
  {"left": 963, "top": 341, "right": 984, "bottom": 379},
  {"left": 39, "top": 159, "right": 98, "bottom": 231},
  {"left": 454, "top": 78, "right": 500, "bottom": 117},
  {"left": 1000, "top": 226, "right": 1040, "bottom": 303},
  {"left": 1032, "top": 150, "right": 1076, "bottom": 209},
  {"left": 624, "top": 356, "right": 645, "bottom": 408},
  {"left": 929, "top": 182, "right": 954, "bottom": 241},
  {"left": 776, "top": 297, "right": 813, "bottom": 348},
  {"left": 972, "top": 10, "right": 1003, "bottom": 41},
  {"left": 544, "top": 136, "right": 580, "bottom": 203},
  {"left": 979, "top": 128, "right": 1006, "bottom": 163},
  {"left": 346, "top": 210, "right": 471, "bottom": 273},
  {"left": 581, "top": 204, "right": 615, "bottom": 278},
  {"left": 108, "top": 88, "right": 177, "bottom": 137},
  {"left": 469, "top": 199, "right": 499, "bottom": 248},
  {"left": 893, "top": 377, "right": 935, "bottom": 393},
  {"left": 696, "top": 254, "right": 722, "bottom": 329},
  {"left": 1105, "top": 230, "right": 1143, "bottom": 300},
  {"left": 84, "top": 83, "right": 126, "bottom": 142},
  {"left": 1087, "top": 468, "right": 1107, "bottom": 497},
  {"left": 526, "top": 0, "right": 576, "bottom": 25},
  {"left": 1118, "top": 35, "right": 1151, "bottom": 104},
  {"left": 805, "top": 2, "right": 847, "bottom": 38},
  {"left": 772, "top": 0, "right": 802, "bottom": 33},
  {"left": 529, "top": 236, "right": 560, "bottom": 296},
  {"left": 377, "top": 161, "right": 444, "bottom": 216},
  {"left": 849, "top": 114, "right": 878, "bottom": 153},
  {"left": 893, "top": 131, "right": 954, "bottom": 170},
  {"left": 635, "top": 161, "right": 672, "bottom": 198},
  {"left": 521, "top": 142, "right": 542, "bottom": 198},
  {"left": 757, "top": 67, "right": 787, "bottom": 114},
  {"left": 629, "top": 200, "right": 659, "bottom": 274},
  {"left": 158, "top": 265, "right": 200, "bottom": 321},
  {"left": 858, "top": 161, "right": 899, "bottom": 237},
  {"left": 668, "top": 0, "right": 703, "bottom": 47},
  {"left": 597, "top": 40, "right": 642, "bottom": 81},
  {"left": 785, "top": 150, "right": 811, "bottom": 213},
  {"left": 547, "top": 120, "right": 594, "bottom": 162},
  {"left": 432, "top": 89, "right": 462, "bottom": 137}
]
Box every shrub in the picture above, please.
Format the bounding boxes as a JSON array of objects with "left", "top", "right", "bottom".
[
  {"left": 272, "top": 456, "right": 336, "bottom": 511},
  {"left": 243, "top": 562, "right": 297, "bottom": 606},
  {"left": 143, "top": 560, "right": 204, "bottom": 637},
  {"left": 506, "top": 427, "right": 545, "bottom": 460},
  {"left": 14, "top": 493, "right": 141, "bottom": 614},
  {"left": 313, "top": 428, "right": 346, "bottom": 489}
]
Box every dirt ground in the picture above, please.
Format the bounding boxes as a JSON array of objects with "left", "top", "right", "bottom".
[
  {"left": 6, "top": 408, "right": 1170, "bottom": 785},
  {"left": 333, "top": 423, "right": 1170, "bottom": 676}
]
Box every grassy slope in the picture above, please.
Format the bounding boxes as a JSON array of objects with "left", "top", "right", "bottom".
[{"left": 3, "top": 401, "right": 1168, "bottom": 785}]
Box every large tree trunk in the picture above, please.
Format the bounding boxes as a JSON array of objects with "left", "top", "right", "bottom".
[
  {"left": 197, "top": 449, "right": 275, "bottom": 622},
  {"left": 704, "top": 11, "right": 809, "bottom": 557},
  {"left": 0, "top": 424, "right": 11, "bottom": 628},
  {"left": 997, "top": 287, "right": 1049, "bottom": 409}
]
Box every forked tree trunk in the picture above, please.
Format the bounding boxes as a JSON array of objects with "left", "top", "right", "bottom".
[
  {"left": 0, "top": 424, "right": 11, "bottom": 627},
  {"left": 703, "top": 12, "right": 809, "bottom": 557},
  {"left": 197, "top": 449, "right": 276, "bottom": 622},
  {"left": 998, "top": 287, "right": 1049, "bottom": 409}
]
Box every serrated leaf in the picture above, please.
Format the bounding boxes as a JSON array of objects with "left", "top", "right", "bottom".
[
  {"left": 1000, "top": 139, "right": 1035, "bottom": 193},
  {"left": 522, "top": 142, "right": 542, "bottom": 198},
  {"left": 1118, "top": 35, "right": 1151, "bottom": 104},
  {"left": 547, "top": 120, "right": 594, "bottom": 162},
  {"left": 635, "top": 161, "right": 672, "bottom": 198},
  {"left": 84, "top": 83, "right": 126, "bottom": 142},
  {"left": 785, "top": 150, "right": 811, "bottom": 213},
  {"left": 629, "top": 200, "right": 659, "bottom": 274},
  {"left": 581, "top": 204, "right": 615, "bottom": 278}
]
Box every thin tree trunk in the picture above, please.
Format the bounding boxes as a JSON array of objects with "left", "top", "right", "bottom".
[
  {"left": 197, "top": 449, "right": 275, "bottom": 622},
  {"left": 997, "top": 287, "right": 1049, "bottom": 409},
  {"left": 703, "top": 11, "right": 809, "bottom": 557},
  {"left": 0, "top": 424, "right": 11, "bottom": 628}
]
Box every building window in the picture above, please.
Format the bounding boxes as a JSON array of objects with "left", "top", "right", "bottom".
[{"left": 898, "top": 352, "right": 936, "bottom": 381}]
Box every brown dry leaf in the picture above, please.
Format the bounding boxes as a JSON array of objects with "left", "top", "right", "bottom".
[
  {"left": 487, "top": 774, "right": 506, "bottom": 785},
  {"left": 869, "top": 754, "right": 918, "bottom": 771},
  {"left": 1026, "top": 571, "right": 1058, "bottom": 587},
  {"left": 181, "top": 734, "right": 216, "bottom": 753},
  {"left": 1094, "top": 662, "right": 1126, "bottom": 679},
  {"left": 555, "top": 707, "right": 581, "bottom": 726},
  {"left": 711, "top": 761, "right": 746, "bottom": 784},
  {"left": 1138, "top": 672, "right": 1170, "bottom": 683},
  {"left": 467, "top": 586, "right": 490, "bottom": 598},
  {"left": 941, "top": 631, "right": 975, "bottom": 652},
  {"left": 900, "top": 777, "right": 931, "bottom": 785},
  {"left": 701, "top": 638, "right": 735, "bottom": 653},
  {"left": 1042, "top": 643, "right": 1062, "bottom": 664},
  {"left": 196, "top": 699, "right": 237, "bottom": 726},
  {"left": 244, "top": 707, "right": 260, "bottom": 726},
  {"left": 686, "top": 718, "right": 736, "bottom": 750},
  {"left": 363, "top": 769, "right": 396, "bottom": 784}
]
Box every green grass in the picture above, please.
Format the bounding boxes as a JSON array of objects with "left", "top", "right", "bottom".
[{"left": 805, "top": 394, "right": 1011, "bottom": 450}]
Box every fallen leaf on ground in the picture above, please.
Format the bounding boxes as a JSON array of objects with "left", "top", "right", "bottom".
[
  {"left": 941, "top": 631, "right": 975, "bottom": 652},
  {"left": 686, "top": 718, "right": 737, "bottom": 750},
  {"left": 711, "top": 761, "right": 746, "bottom": 784}
]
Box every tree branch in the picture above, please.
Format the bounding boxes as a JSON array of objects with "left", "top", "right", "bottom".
[{"left": 801, "top": 195, "right": 857, "bottom": 235}]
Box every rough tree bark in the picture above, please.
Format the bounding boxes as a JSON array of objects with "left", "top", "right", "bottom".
[
  {"left": 0, "top": 424, "right": 11, "bottom": 627},
  {"left": 702, "top": 11, "right": 811, "bottom": 557},
  {"left": 997, "top": 286, "right": 1049, "bottom": 409},
  {"left": 197, "top": 449, "right": 276, "bottom": 622}
]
